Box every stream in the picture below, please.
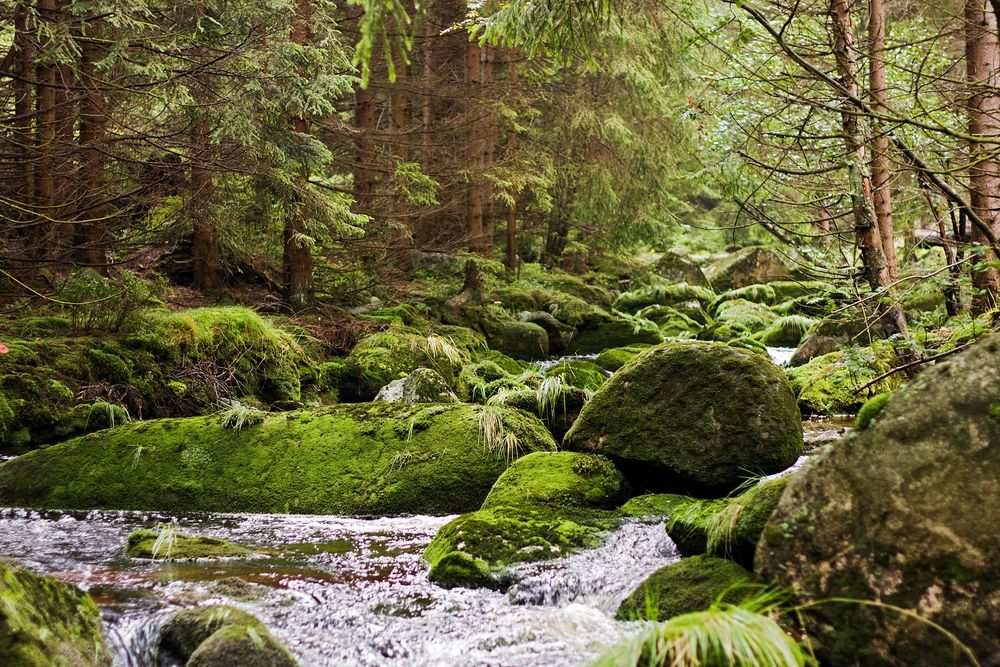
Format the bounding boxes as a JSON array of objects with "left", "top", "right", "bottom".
[{"left": 0, "top": 509, "right": 678, "bottom": 667}]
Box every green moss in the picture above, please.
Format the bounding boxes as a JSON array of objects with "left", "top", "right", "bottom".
[
  {"left": 713, "top": 284, "right": 777, "bottom": 307},
  {"left": 667, "top": 477, "right": 789, "bottom": 569},
  {"left": 787, "top": 342, "right": 905, "bottom": 415},
  {"left": 543, "top": 360, "right": 607, "bottom": 391},
  {"left": 703, "top": 299, "right": 778, "bottom": 341},
  {"left": 757, "top": 315, "right": 816, "bottom": 348},
  {"left": 125, "top": 529, "right": 254, "bottom": 560},
  {"left": 0, "top": 561, "right": 112, "bottom": 666},
  {"left": 615, "top": 555, "right": 752, "bottom": 621},
  {"left": 619, "top": 493, "right": 690, "bottom": 519},
  {"left": 489, "top": 321, "right": 549, "bottom": 361},
  {"left": 705, "top": 246, "right": 792, "bottom": 291},
  {"left": 595, "top": 345, "right": 651, "bottom": 372},
  {"left": 159, "top": 606, "right": 297, "bottom": 667},
  {"left": 566, "top": 317, "right": 663, "bottom": 355},
  {"left": 856, "top": 392, "right": 893, "bottom": 430},
  {"left": 0, "top": 403, "right": 557, "bottom": 515},
  {"left": 613, "top": 283, "right": 715, "bottom": 314},
  {"left": 635, "top": 305, "right": 701, "bottom": 338},
  {"left": 424, "top": 452, "right": 624, "bottom": 588},
  {"left": 565, "top": 342, "right": 802, "bottom": 495}
]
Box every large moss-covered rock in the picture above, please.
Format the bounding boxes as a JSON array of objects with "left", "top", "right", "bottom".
[
  {"left": 158, "top": 606, "right": 296, "bottom": 667},
  {"left": 125, "top": 529, "right": 254, "bottom": 560},
  {"left": 499, "top": 386, "right": 590, "bottom": 441},
  {"left": 0, "top": 561, "right": 112, "bottom": 666},
  {"left": 424, "top": 452, "right": 625, "bottom": 589},
  {"left": 519, "top": 311, "right": 574, "bottom": 354},
  {"left": 619, "top": 493, "right": 690, "bottom": 519},
  {"left": 705, "top": 247, "right": 792, "bottom": 292},
  {"left": 566, "top": 318, "right": 663, "bottom": 355},
  {"left": 635, "top": 306, "right": 701, "bottom": 338},
  {"left": 702, "top": 299, "right": 778, "bottom": 341},
  {"left": 757, "top": 315, "right": 816, "bottom": 348},
  {"left": 543, "top": 359, "right": 608, "bottom": 391},
  {"left": 0, "top": 403, "right": 556, "bottom": 515},
  {"left": 786, "top": 341, "right": 904, "bottom": 415},
  {"left": 564, "top": 342, "right": 802, "bottom": 495},
  {"left": 615, "top": 555, "right": 752, "bottom": 621},
  {"left": 757, "top": 334, "right": 1000, "bottom": 666},
  {"left": 613, "top": 283, "right": 715, "bottom": 315},
  {"left": 490, "top": 321, "right": 550, "bottom": 361}
]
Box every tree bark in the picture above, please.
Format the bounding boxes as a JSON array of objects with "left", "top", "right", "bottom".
[
  {"left": 464, "top": 40, "right": 484, "bottom": 253},
  {"left": 869, "top": 0, "right": 898, "bottom": 279},
  {"left": 966, "top": 0, "right": 1000, "bottom": 314},
  {"left": 74, "top": 25, "right": 109, "bottom": 272},
  {"left": 33, "top": 0, "right": 59, "bottom": 257},
  {"left": 284, "top": 0, "right": 314, "bottom": 309},
  {"left": 13, "top": 3, "right": 36, "bottom": 242},
  {"left": 830, "top": 0, "right": 889, "bottom": 292},
  {"left": 353, "top": 84, "right": 376, "bottom": 214}
]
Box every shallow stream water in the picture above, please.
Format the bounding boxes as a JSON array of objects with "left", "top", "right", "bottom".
[{"left": 0, "top": 509, "right": 678, "bottom": 667}]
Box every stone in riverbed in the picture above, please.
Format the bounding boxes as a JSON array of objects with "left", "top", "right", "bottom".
[
  {"left": 564, "top": 342, "right": 802, "bottom": 495},
  {"left": 615, "top": 555, "right": 752, "bottom": 621},
  {"left": 757, "top": 333, "right": 1000, "bottom": 666},
  {"left": 158, "top": 606, "right": 297, "bottom": 667},
  {"left": 0, "top": 403, "right": 556, "bottom": 515},
  {"left": 374, "top": 367, "right": 459, "bottom": 403},
  {"left": 125, "top": 529, "right": 254, "bottom": 560},
  {"left": 0, "top": 561, "right": 112, "bottom": 666}
]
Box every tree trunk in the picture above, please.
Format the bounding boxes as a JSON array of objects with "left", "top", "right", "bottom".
[
  {"left": 74, "top": 26, "right": 108, "bottom": 272},
  {"left": 481, "top": 46, "right": 496, "bottom": 252},
  {"left": 34, "top": 0, "right": 59, "bottom": 257},
  {"left": 506, "top": 130, "right": 519, "bottom": 273},
  {"left": 13, "top": 3, "right": 36, "bottom": 243},
  {"left": 190, "top": 114, "right": 221, "bottom": 289},
  {"left": 830, "top": 0, "right": 890, "bottom": 292},
  {"left": 353, "top": 84, "right": 376, "bottom": 214},
  {"left": 966, "top": 0, "right": 1000, "bottom": 314},
  {"left": 464, "top": 40, "right": 484, "bottom": 253},
  {"left": 284, "top": 0, "right": 314, "bottom": 309},
  {"left": 390, "top": 54, "right": 414, "bottom": 271},
  {"left": 869, "top": 0, "right": 898, "bottom": 279}
]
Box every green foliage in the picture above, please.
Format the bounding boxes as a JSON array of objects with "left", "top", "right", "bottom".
[
  {"left": 218, "top": 404, "right": 267, "bottom": 431},
  {"left": 60, "top": 270, "right": 157, "bottom": 332},
  {"left": 595, "top": 592, "right": 814, "bottom": 667}
]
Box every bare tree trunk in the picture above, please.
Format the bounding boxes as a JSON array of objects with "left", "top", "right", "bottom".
[
  {"left": 284, "top": 0, "right": 314, "bottom": 309},
  {"left": 390, "top": 53, "right": 414, "bottom": 271},
  {"left": 967, "top": 0, "right": 1000, "bottom": 314},
  {"left": 869, "top": 0, "right": 898, "bottom": 279},
  {"left": 74, "top": 26, "right": 108, "bottom": 272},
  {"left": 506, "top": 130, "right": 519, "bottom": 273},
  {"left": 353, "top": 84, "right": 376, "bottom": 214},
  {"left": 481, "top": 46, "right": 496, "bottom": 253},
  {"left": 464, "top": 40, "right": 484, "bottom": 253},
  {"left": 190, "top": 115, "right": 221, "bottom": 289}
]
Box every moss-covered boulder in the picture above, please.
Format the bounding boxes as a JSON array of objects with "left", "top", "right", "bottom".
[
  {"left": 757, "top": 315, "right": 816, "bottom": 348},
  {"left": 0, "top": 403, "right": 556, "bottom": 515},
  {"left": 702, "top": 299, "right": 778, "bottom": 342},
  {"left": 543, "top": 359, "right": 608, "bottom": 391},
  {"left": 158, "top": 606, "right": 296, "bottom": 667},
  {"left": 705, "top": 246, "right": 792, "bottom": 291},
  {"left": 789, "top": 308, "right": 894, "bottom": 367},
  {"left": 341, "top": 329, "right": 476, "bottom": 400},
  {"left": 424, "top": 452, "right": 625, "bottom": 589},
  {"left": 667, "top": 477, "right": 789, "bottom": 569},
  {"left": 855, "top": 391, "right": 892, "bottom": 430},
  {"left": 374, "top": 368, "right": 459, "bottom": 403},
  {"left": 635, "top": 306, "right": 701, "bottom": 338},
  {"left": 519, "top": 311, "right": 574, "bottom": 354},
  {"left": 757, "top": 334, "right": 1000, "bottom": 666},
  {"left": 499, "top": 386, "right": 590, "bottom": 441},
  {"left": 489, "top": 321, "right": 550, "bottom": 361},
  {"left": 613, "top": 283, "right": 715, "bottom": 315},
  {"left": 594, "top": 345, "right": 652, "bottom": 372},
  {"left": 786, "top": 342, "right": 905, "bottom": 415},
  {"left": 564, "top": 342, "right": 802, "bottom": 495},
  {"left": 653, "top": 250, "right": 711, "bottom": 287},
  {"left": 125, "top": 529, "right": 254, "bottom": 560},
  {"left": 615, "top": 555, "right": 752, "bottom": 621},
  {"left": 0, "top": 561, "right": 112, "bottom": 666},
  {"left": 566, "top": 318, "right": 663, "bottom": 355},
  {"left": 713, "top": 284, "right": 778, "bottom": 307}
]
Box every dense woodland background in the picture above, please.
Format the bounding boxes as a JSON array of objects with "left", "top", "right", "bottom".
[{"left": 2, "top": 0, "right": 998, "bottom": 318}]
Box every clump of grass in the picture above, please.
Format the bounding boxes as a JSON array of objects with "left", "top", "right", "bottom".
[
  {"left": 536, "top": 375, "right": 566, "bottom": 421},
  {"left": 151, "top": 523, "right": 179, "bottom": 560},
  {"left": 218, "top": 403, "right": 266, "bottom": 430},
  {"left": 478, "top": 405, "right": 522, "bottom": 464},
  {"left": 417, "top": 334, "right": 464, "bottom": 364},
  {"left": 595, "top": 590, "right": 812, "bottom": 667}
]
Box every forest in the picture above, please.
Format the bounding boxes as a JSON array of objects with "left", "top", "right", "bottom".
[{"left": 0, "top": 0, "right": 997, "bottom": 665}]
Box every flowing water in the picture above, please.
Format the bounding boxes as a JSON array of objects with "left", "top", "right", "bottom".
[{"left": 0, "top": 508, "right": 678, "bottom": 667}]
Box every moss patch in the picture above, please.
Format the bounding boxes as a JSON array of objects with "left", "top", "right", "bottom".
[
  {"left": 125, "top": 529, "right": 254, "bottom": 560},
  {"left": 615, "top": 555, "right": 752, "bottom": 621},
  {"left": 0, "top": 403, "right": 556, "bottom": 515},
  {"left": 0, "top": 561, "right": 112, "bottom": 666},
  {"left": 158, "top": 606, "right": 297, "bottom": 667},
  {"left": 424, "top": 452, "right": 625, "bottom": 589}
]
